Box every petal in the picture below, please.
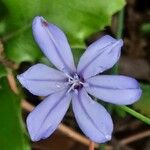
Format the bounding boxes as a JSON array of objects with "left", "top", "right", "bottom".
[
  {"left": 72, "top": 88, "right": 113, "bottom": 143},
  {"left": 32, "top": 16, "right": 76, "bottom": 73},
  {"left": 85, "top": 75, "right": 142, "bottom": 105},
  {"left": 77, "top": 35, "right": 123, "bottom": 79},
  {"left": 27, "top": 89, "right": 71, "bottom": 141},
  {"left": 17, "top": 63, "right": 68, "bottom": 96}
]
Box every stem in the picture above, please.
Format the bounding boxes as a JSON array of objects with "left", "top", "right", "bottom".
[
  {"left": 116, "top": 8, "right": 124, "bottom": 39},
  {"left": 119, "top": 106, "right": 150, "bottom": 125},
  {"left": 89, "top": 141, "right": 95, "bottom": 150},
  {"left": 120, "top": 130, "right": 150, "bottom": 145},
  {"left": 111, "top": 8, "right": 125, "bottom": 74}
]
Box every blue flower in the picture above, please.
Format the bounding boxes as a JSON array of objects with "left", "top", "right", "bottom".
[{"left": 17, "top": 16, "right": 142, "bottom": 143}]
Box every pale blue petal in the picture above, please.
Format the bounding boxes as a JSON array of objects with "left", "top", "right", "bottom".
[
  {"left": 32, "top": 16, "right": 76, "bottom": 74},
  {"left": 72, "top": 88, "right": 113, "bottom": 143},
  {"left": 85, "top": 75, "right": 142, "bottom": 105},
  {"left": 27, "top": 89, "right": 71, "bottom": 141},
  {"left": 77, "top": 35, "right": 123, "bottom": 79},
  {"left": 17, "top": 64, "right": 68, "bottom": 96}
]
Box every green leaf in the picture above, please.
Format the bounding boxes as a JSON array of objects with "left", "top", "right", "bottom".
[
  {"left": 2, "top": 0, "right": 125, "bottom": 63},
  {"left": 0, "top": 64, "right": 7, "bottom": 78},
  {"left": 0, "top": 77, "right": 30, "bottom": 150},
  {"left": 133, "top": 84, "right": 150, "bottom": 117},
  {"left": 5, "top": 29, "right": 42, "bottom": 63}
]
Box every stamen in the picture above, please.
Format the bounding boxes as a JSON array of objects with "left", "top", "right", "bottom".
[
  {"left": 65, "top": 73, "right": 84, "bottom": 93},
  {"left": 65, "top": 72, "right": 74, "bottom": 80},
  {"left": 67, "top": 83, "right": 76, "bottom": 93},
  {"left": 79, "top": 81, "right": 84, "bottom": 85}
]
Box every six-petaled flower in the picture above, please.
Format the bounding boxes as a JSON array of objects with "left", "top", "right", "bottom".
[{"left": 17, "top": 16, "right": 142, "bottom": 143}]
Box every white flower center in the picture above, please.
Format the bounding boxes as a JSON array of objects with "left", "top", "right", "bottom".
[{"left": 65, "top": 73, "right": 84, "bottom": 93}]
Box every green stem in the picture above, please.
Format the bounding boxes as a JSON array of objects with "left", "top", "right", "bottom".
[
  {"left": 112, "top": 8, "right": 125, "bottom": 74},
  {"left": 116, "top": 8, "right": 124, "bottom": 39},
  {"left": 119, "top": 106, "right": 150, "bottom": 125}
]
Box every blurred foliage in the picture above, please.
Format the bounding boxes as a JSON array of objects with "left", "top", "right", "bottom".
[
  {"left": 0, "top": 0, "right": 125, "bottom": 63},
  {"left": 140, "top": 23, "right": 150, "bottom": 35},
  {"left": 72, "top": 48, "right": 85, "bottom": 66},
  {"left": 133, "top": 84, "right": 150, "bottom": 117},
  {"left": 0, "top": 64, "right": 7, "bottom": 78},
  {"left": 0, "top": 77, "right": 30, "bottom": 150}
]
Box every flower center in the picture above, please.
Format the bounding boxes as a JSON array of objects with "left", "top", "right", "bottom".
[{"left": 66, "top": 73, "right": 84, "bottom": 93}]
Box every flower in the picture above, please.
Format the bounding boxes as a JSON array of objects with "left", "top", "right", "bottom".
[{"left": 17, "top": 16, "right": 142, "bottom": 143}]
